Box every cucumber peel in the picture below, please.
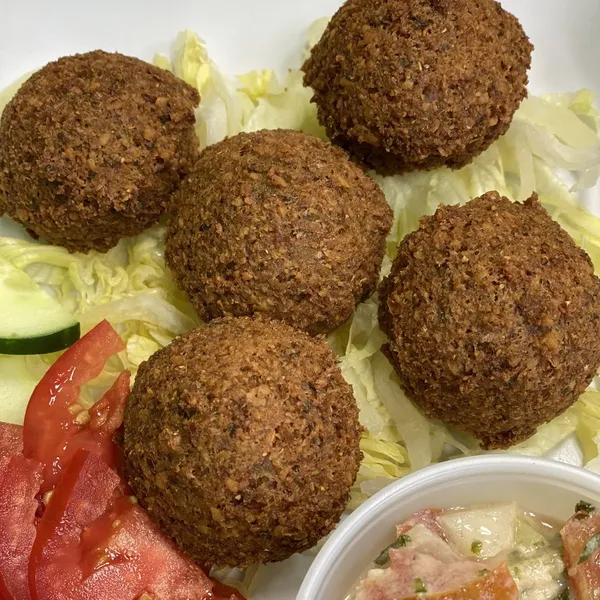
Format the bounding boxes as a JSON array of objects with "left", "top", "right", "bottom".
[{"left": 0, "top": 257, "right": 80, "bottom": 355}]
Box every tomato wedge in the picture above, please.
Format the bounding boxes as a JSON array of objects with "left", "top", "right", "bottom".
[
  {"left": 30, "top": 450, "right": 122, "bottom": 600},
  {"left": 54, "top": 371, "right": 131, "bottom": 487},
  {"left": 0, "top": 577, "right": 12, "bottom": 600},
  {"left": 30, "top": 450, "right": 238, "bottom": 600},
  {"left": 0, "top": 422, "right": 23, "bottom": 475},
  {"left": 78, "top": 504, "right": 216, "bottom": 599},
  {"left": 22, "top": 320, "right": 125, "bottom": 493},
  {"left": 211, "top": 580, "right": 248, "bottom": 600},
  {"left": 0, "top": 455, "right": 42, "bottom": 600}
]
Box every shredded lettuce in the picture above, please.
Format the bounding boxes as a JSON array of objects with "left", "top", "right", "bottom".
[
  {"left": 0, "top": 225, "right": 200, "bottom": 389},
  {"left": 575, "top": 391, "right": 600, "bottom": 463},
  {"left": 1, "top": 25, "right": 600, "bottom": 587}
]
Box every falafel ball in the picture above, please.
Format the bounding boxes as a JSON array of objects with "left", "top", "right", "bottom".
[
  {"left": 0, "top": 50, "right": 200, "bottom": 253},
  {"left": 302, "top": 0, "right": 532, "bottom": 175},
  {"left": 378, "top": 191, "right": 600, "bottom": 449},
  {"left": 165, "top": 129, "right": 392, "bottom": 335},
  {"left": 123, "top": 316, "right": 362, "bottom": 567}
]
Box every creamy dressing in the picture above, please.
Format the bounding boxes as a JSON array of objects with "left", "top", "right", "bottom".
[
  {"left": 507, "top": 514, "right": 566, "bottom": 600},
  {"left": 346, "top": 504, "right": 567, "bottom": 600}
]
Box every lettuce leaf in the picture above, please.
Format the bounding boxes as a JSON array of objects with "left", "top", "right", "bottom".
[{"left": 575, "top": 391, "right": 600, "bottom": 463}]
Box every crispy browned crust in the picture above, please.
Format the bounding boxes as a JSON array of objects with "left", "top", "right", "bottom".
[
  {"left": 123, "top": 316, "right": 362, "bottom": 567},
  {"left": 0, "top": 51, "right": 200, "bottom": 253},
  {"left": 378, "top": 192, "right": 600, "bottom": 448},
  {"left": 165, "top": 129, "right": 392, "bottom": 335},
  {"left": 302, "top": 0, "right": 533, "bottom": 175}
]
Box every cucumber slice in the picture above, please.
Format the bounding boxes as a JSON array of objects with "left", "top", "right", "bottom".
[
  {"left": 0, "top": 257, "right": 80, "bottom": 355},
  {"left": 0, "top": 356, "right": 38, "bottom": 424}
]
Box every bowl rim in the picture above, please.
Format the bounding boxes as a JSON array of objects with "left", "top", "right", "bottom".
[{"left": 297, "top": 454, "right": 600, "bottom": 599}]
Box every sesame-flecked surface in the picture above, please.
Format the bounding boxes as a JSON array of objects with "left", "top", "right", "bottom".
[
  {"left": 379, "top": 192, "right": 600, "bottom": 448},
  {"left": 0, "top": 50, "right": 200, "bottom": 253},
  {"left": 302, "top": 0, "right": 532, "bottom": 174},
  {"left": 165, "top": 129, "right": 392, "bottom": 335},
  {"left": 123, "top": 316, "right": 362, "bottom": 567}
]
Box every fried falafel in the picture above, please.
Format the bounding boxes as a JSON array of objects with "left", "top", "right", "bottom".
[
  {"left": 165, "top": 129, "right": 392, "bottom": 335},
  {"left": 123, "top": 316, "right": 362, "bottom": 568},
  {"left": 378, "top": 191, "right": 600, "bottom": 449},
  {"left": 0, "top": 51, "right": 200, "bottom": 253},
  {"left": 302, "top": 0, "right": 532, "bottom": 175}
]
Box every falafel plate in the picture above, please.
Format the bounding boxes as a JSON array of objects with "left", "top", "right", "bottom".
[{"left": 1, "top": 0, "right": 600, "bottom": 598}]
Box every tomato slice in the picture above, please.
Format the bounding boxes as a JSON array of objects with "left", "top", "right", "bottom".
[
  {"left": 31, "top": 449, "right": 231, "bottom": 600},
  {"left": 78, "top": 504, "right": 217, "bottom": 599},
  {"left": 0, "top": 455, "right": 42, "bottom": 600},
  {"left": 88, "top": 371, "right": 130, "bottom": 435},
  {"left": 0, "top": 576, "right": 13, "bottom": 600},
  {"left": 80, "top": 500, "right": 246, "bottom": 599},
  {"left": 30, "top": 450, "right": 122, "bottom": 600},
  {"left": 211, "top": 580, "right": 248, "bottom": 600},
  {"left": 0, "top": 422, "right": 23, "bottom": 476},
  {"left": 79, "top": 495, "right": 137, "bottom": 578},
  {"left": 22, "top": 320, "right": 125, "bottom": 493},
  {"left": 54, "top": 371, "right": 131, "bottom": 487},
  {"left": 22, "top": 321, "right": 123, "bottom": 468}
]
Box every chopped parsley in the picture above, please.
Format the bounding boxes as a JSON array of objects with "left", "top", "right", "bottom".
[
  {"left": 471, "top": 539, "right": 483, "bottom": 555},
  {"left": 579, "top": 533, "right": 600, "bottom": 564},
  {"left": 374, "top": 534, "right": 411, "bottom": 566},
  {"left": 414, "top": 578, "right": 427, "bottom": 594},
  {"left": 575, "top": 500, "right": 595, "bottom": 515},
  {"left": 409, "top": 15, "right": 430, "bottom": 29},
  {"left": 477, "top": 568, "right": 489, "bottom": 577}
]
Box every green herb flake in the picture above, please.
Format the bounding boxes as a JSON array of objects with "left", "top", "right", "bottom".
[
  {"left": 414, "top": 578, "right": 427, "bottom": 594},
  {"left": 579, "top": 533, "right": 600, "bottom": 564},
  {"left": 575, "top": 501, "right": 595, "bottom": 515},
  {"left": 409, "top": 15, "right": 430, "bottom": 29},
  {"left": 374, "top": 534, "right": 411, "bottom": 566},
  {"left": 477, "top": 569, "right": 489, "bottom": 577},
  {"left": 471, "top": 540, "right": 483, "bottom": 555}
]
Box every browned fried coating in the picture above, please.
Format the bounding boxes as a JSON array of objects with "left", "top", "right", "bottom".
[
  {"left": 378, "top": 192, "right": 600, "bottom": 449},
  {"left": 165, "top": 129, "right": 392, "bottom": 335},
  {"left": 0, "top": 51, "right": 200, "bottom": 253},
  {"left": 302, "top": 0, "right": 532, "bottom": 175},
  {"left": 123, "top": 316, "right": 362, "bottom": 567}
]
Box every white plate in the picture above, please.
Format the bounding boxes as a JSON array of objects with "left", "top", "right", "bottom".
[{"left": 1, "top": 1, "right": 599, "bottom": 598}]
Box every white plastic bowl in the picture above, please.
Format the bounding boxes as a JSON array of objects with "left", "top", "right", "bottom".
[{"left": 297, "top": 455, "right": 600, "bottom": 600}]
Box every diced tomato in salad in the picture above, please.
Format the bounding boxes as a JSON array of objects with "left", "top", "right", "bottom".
[
  {"left": 561, "top": 506, "right": 600, "bottom": 600},
  {"left": 0, "top": 321, "right": 246, "bottom": 600}
]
